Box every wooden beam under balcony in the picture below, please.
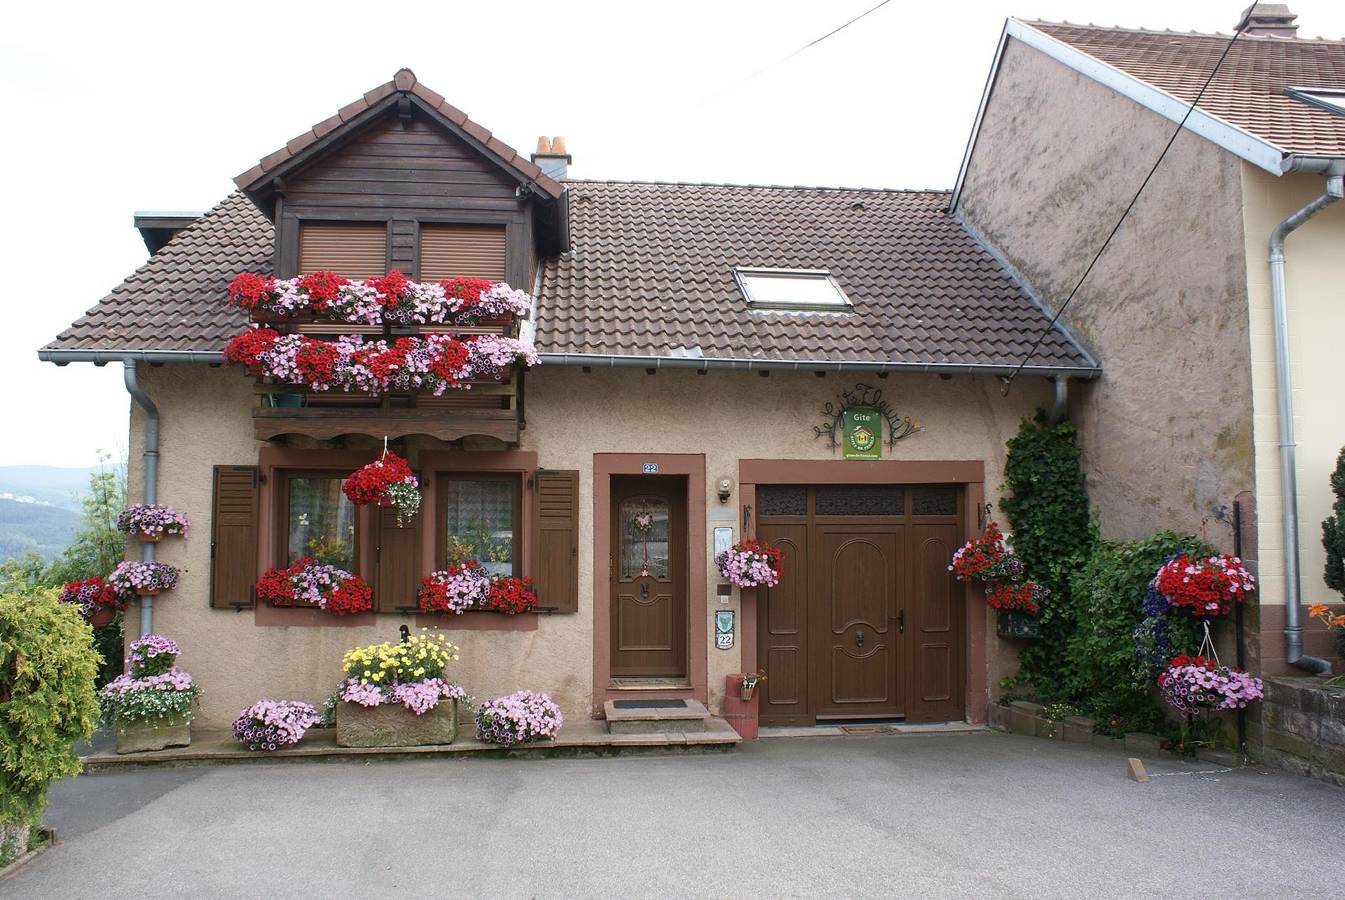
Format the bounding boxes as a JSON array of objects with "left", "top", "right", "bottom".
[{"left": 252, "top": 407, "right": 519, "bottom": 443}]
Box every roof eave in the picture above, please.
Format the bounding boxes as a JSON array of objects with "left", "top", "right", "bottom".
[
  {"left": 38, "top": 348, "right": 225, "bottom": 366},
  {"left": 535, "top": 352, "right": 1101, "bottom": 380}
]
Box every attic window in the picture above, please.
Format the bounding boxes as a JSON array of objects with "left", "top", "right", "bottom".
[
  {"left": 1285, "top": 86, "right": 1345, "bottom": 118},
  {"left": 735, "top": 268, "right": 852, "bottom": 311}
]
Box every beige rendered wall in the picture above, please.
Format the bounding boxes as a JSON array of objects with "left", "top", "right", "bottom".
[
  {"left": 957, "top": 38, "right": 1254, "bottom": 550},
  {"left": 126, "top": 363, "right": 1050, "bottom": 729},
  {"left": 1241, "top": 164, "right": 1345, "bottom": 669}
]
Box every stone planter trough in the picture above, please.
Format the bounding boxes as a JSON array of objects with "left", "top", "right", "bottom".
[
  {"left": 116, "top": 713, "right": 192, "bottom": 754},
  {"left": 336, "top": 699, "right": 458, "bottom": 748}
]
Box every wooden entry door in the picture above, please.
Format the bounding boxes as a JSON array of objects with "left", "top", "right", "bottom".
[
  {"left": 757, "top": 484, "right": 966, "bottom": 725},
  {"left": 610, "top": 475, "right": 688, "bottom": 677}
]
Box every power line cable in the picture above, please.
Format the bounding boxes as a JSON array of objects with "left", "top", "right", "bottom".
[
  {"left": 696, "top": 0, "right": 896, "bottom": 107},
  {"left": 1001, "top": 18, "right": 1248, "bottom": 394}
]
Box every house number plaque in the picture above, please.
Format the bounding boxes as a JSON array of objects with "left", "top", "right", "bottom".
[{"left": 715, "top": 610, "right": 735, "bottom": 650}]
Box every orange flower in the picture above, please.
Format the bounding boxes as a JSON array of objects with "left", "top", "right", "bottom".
[
  {"left": 1308, "top": 603, "right": 1329, "bottom": 618},
  {"left": 1331, "top": 614, "right": 1345, "bottom": 628}
]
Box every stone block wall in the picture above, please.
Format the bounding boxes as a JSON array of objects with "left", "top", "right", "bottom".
[{"left": 1261, "top": 677, "right": 1345, "bottom": 788}]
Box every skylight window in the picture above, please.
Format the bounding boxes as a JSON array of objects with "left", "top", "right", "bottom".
[
  {"left": 1285, "top": 86, "right": 1345, "bottom": 118},
  {"left": 735, "top": 268, "right": 852, "bottom": 311}
]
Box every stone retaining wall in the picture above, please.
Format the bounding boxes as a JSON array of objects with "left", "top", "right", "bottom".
[{"left": 1261, "top": 676, "right": 1345, "bottom": 788}]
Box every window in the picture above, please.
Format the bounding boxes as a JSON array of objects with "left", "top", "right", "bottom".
[
  {"left": 735, "top": 268, "right": 852, "bottom": 311},
  {"left": 298, "top": 222, "right": 387, "bottom": 278},
  {"left": 438, "top": 474, "right": 520, "bottom": 577},
  {"left": 280, "top": 474, "right": 358, "bottom": 570},
  {"left": 619, "top": 496, "right": 670, "bottom": 579},
  {"left": 420, "top": 224, "right": 506, "bottom": 281},
  {"left": 1285, "top": 86, "right": 1345, "bottom": 117}
]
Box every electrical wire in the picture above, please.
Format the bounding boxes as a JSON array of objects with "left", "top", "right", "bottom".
[{"left": 1000, "top": 18, "right": 1248, "bottom": 393}]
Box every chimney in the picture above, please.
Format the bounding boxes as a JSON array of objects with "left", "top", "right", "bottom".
[
  {"left": 1236, "top": 3, "right": 1299, "bottom": 38},
  {"left": 531, "top": 135, "right": 571, "bottom": 180}
]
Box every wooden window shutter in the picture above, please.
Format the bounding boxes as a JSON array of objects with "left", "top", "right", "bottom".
[
  {"left": 298, "top": 222, "right": 387, "bottom": 278},
  {"left": 419, "top": 224, "right": 506, "bottom": 281},
  {"left": 532, "top": 470, "right": 579, "bottom": 613},
  {"left": 210, "top": 466, "right": 259, "bottom": 609},
  {"left": 375, "top": 504, "right": 422, "bottom": 613}
]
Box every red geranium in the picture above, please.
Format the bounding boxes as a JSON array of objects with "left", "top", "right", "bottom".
[
  {"left": 326, "top": 578, "right": 375, "bottom": 616},
  {"left": 342, "top": 451, "right": 417, "bottom": 505},
  {"left": 295, "top": 338, "right": 339, "bottom": 386},
  {"left": 427, "top": 337, "right": 469, "bottom": 385},
  {"left": 985, "top": 581, "right": 1045, "bottom": 613},
  {"left": 367, "top": 270, "right": 409, "bottom": 308},
  {"left": 223, "top": 327, "right": 280, "bottom": 370},
  {"left": 227, "top": 272, "right": 277, "bottom": 309},
  {"left": 1154, "top": 553, "right": 1256, "bottom": 618},
  {"left": 485, "top": 576, "right": 539, "bottom": 615},
  {"left": 297, "top": 271, "right": 347, "bottom": 308},
  {"left": 255, "top": 556, "right": 373, "bottom": 615},
  {"left": 440, "top": 277, "right": 492, "bottom": 312}
]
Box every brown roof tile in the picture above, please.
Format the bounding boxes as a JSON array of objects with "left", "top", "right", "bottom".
[{"left": 1027, "top": 21, "right": 1345, "bottom": 157}]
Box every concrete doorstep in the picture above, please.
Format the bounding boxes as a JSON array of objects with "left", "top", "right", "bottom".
[{"left": 80, "top": 717, "right": 740, "bottom": 771}]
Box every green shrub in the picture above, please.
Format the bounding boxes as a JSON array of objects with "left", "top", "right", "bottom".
[
  {"left": 1322, "top": 446, "right": 1345, "bottom": 598},
  {"left": 1063, "top": 532, "right": 1210, "bottom": 729},
  {"left": 999, "top": 413, "right": 1097, "bottom": 698},
  {"left": 0, "top": 586, "right": 100, "bottom": 827}
]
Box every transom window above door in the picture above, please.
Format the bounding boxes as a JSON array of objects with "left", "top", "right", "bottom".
[
  {"left": 619, "top": 497, "right": 670, "bottom": 579},
  {"left": 439, "top": 474, "right": 519, "bottom": 577},
  {"left": 298, "top": 221, "right": 387, "bottom": 278},
  {"left": 282, "top": 473, "right": 357, "bottom": 569}
]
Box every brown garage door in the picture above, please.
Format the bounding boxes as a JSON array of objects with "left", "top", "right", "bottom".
[{"left": 756, "top": 484, "right": 966, "bottom": 725}]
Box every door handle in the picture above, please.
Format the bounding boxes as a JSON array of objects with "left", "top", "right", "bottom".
[
  {"left": 640, "top": 581, "right": 650, "bottom": 600},
  {"left": 855, "top": 629, "right": 865, "bottom": 648},
  {"left": 896, "top": 609, "right": 905, "bottom": 634}
]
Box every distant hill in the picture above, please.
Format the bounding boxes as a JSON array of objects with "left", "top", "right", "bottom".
[
  {"left": 0, "top": 465, "right": 100, "bottom": 512},
  {"left": 0, "top": 498, "right": 80, "bottom": 561}
]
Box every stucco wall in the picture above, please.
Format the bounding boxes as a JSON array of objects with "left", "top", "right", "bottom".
[
  {"left": 957, "top": 38, "right": 1254, "bottom": 551},
  {"left": 127, "top": 363, "right": 1049, "bottom": 729},
  {"left": 1241, "top": 163, "right": 1345, "bottom": 668}
]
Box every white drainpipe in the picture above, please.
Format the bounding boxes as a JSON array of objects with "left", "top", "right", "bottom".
[
  {"left": 1268, "top": 169, "right": 1344, "bottom": 675},
  {"left": 123, "top": 359, "right": 159, "bottom": 637}
]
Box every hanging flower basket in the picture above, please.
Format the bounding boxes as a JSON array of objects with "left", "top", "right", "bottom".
[
  {"left": 342, "top": 450, "right": 421, "bottom": 526},
  {"left": 1154, "top": 553, "right": 1255, "bottom": 617},
  {"left": 950, "top": 523, "right": 1048, "bottom": 614},
  {"left": 58, "top": 576, "right": 129, "bottom": 624},
  {"left": 107, "top": 561, "right": 180, "bottom": 603},
  {"left": 716, "top": 540, "right": 783, "bottom": 588},
  {"left": 1157, "top": 654, "right": 1263, "bottom": 713},
  {"left": 116, "top": 504, "right": 190, "bottom": 542},
  {"left": 996, "top": 608, "right": 1042, "bottom": 640},
  {"left": 256, "top": 557, "right": 373, "bottom": 615}
]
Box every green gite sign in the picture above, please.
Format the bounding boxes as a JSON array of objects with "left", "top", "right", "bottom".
[{"left": 843, "top": 407, "right": 881, "bottom": 460}]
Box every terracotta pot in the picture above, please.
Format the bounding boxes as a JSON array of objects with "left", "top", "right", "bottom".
[
  {"left": 136, "top": 587, "right": 161, "bottom": 597},
  {"left": 87, "top": 607, "right": 116, "bottom": 627},
  {"left": 138, "top": 531, "right": 162, "bottom": 543}
]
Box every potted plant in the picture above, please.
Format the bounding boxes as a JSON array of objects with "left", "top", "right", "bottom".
[
  {"left": 334, "top": 631, "right": 470, "bottom": 747},
  {"left": 107, "top": 560, "right": 180, "bottom": 599},
  {"left": 740, "top": 670, "right": 767, "bottom": 702},
  {"left": 1154, "top": 553, "right": 1256, "bottom": 618},
  {"left": 949, "top": 522, "right": 1048, "bottom": 638},
  {"left": 716, "top": 540, "right": 784, "bottom": 588},
  {"left": 98, "top": 634, "right": 201, "bottom": 754},
  {"left": 417, "top": 563, "right": 539, "bottom": 615},
  {"left": 256, "top": 556, "right": 373, "bottom": 615},
  {"left": 474, "top": 690, "right": 564, "bottom": 747},
  {"left": 232, "top": 700, "right": 322, "bottom": 752},
  {"left": 116, "top": 504, "right": 190, "bottom": 543},
  {"left": 57, "top": 576, "right": 128, "bottom": 626},
  {"left": 342, "top": 450, "right": 421, "bottom": 525}
]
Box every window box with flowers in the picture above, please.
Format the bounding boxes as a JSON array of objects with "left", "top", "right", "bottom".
[
  {"left": 99, "top": 635, "right": 201, "bottom": 754},
  {"left": 333, "top": 631, "right": 470, "bottom": 747}
]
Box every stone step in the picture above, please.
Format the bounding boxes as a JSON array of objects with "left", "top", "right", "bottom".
[{"left": 604, "top": 699, "right": 712, "bottom": 734}]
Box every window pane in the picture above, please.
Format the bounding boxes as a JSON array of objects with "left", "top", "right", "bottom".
[
  {"left": 620, "top": 497, "right": 670, "bottom": 580},
  {"left": 443, "top": 478, "right": 516, "bottom": 577},
  {"left": 287, "top": 477, "right": 356, "bottom": 568}
]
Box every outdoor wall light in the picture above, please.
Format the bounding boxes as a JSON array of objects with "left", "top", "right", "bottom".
[{"left": 717, "top": 477, "right": 734, "bottom": 503}]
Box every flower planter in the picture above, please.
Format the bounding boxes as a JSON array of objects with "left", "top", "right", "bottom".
[
  {"left": 741, "top": 683, "right": 757, "bottom": 702},
  {"left": 997, "top": 608, "right": 1041, "bottom": 640},
  {"left": 136, "top": 587, "right": 161, "bottom": 597},
  {"left": 336, "top": 699, "right": 457, "bottom": 748},
  {"left": 137, "top": 531, "right": 162, "bottom": 543},
  {"left": 115, "top": 713, "right": 191, "bottom": 754},
  {"left": 87, "top": 607, "right": 116, "bottom": 627}
]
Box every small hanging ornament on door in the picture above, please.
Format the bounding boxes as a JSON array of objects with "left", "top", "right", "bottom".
[{"left": 630, "top": 506, "right": 654, "bottom": 577}]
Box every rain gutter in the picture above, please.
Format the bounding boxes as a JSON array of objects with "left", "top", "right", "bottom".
[
  {"left": 536, "top": 352, "right": 1101, "bottom": 380},
  {"left": 122, "top": 360, "right": 160, "bottom": 638}
]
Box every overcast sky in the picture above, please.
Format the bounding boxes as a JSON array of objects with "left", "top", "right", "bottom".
[{"left": 3, "top": 0, "right": 1343, "bottom": 468}]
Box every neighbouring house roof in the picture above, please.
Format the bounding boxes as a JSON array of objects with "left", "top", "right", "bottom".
[
  {"left": 41, "top": 183, "right": 1097, "bottom": 375},
  {"left": 954, "top": 17, "right": 1345, "bottom": 206},
  {"left": 233, "top": 68, "right": 563, "bottom": 203}
]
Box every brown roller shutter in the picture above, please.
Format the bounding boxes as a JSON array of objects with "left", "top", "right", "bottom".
[
  {"left": 375, "top": 504, "right": 422, "bottom": 613},
  {"left": 210, "top": 466, "right": 258, "bottom": 609},
  {"left": 419, "top": 224, "right": 506, "bottom": 281},
  {"left": 298, "top": 222, "right": 387, "bottom": 278},
  {"left": 532, "top": 470, "right": 579, "bottom": 613}
]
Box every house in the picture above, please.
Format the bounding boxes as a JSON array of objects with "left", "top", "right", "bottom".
[
  {"left": 952, "top": 3, "right": 1345, "bottom": 683},
  {"left": 41, "top": 68, "right": 1096, "bottom": 731}
]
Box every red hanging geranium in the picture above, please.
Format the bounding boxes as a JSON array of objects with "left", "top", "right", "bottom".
[
  {"left": 227, "top": 272, "right": 277, "bottom": 309},
  {"left": 342, "top": 451, "right": 421, "bottom": 526},
  {"left": 223, "top": 327, "right": 280, "bottom": 371},
  {"left": 1154, "top": 553, "right": 1256, "bottom": 617},
  {"left": 298, "top": 271, "right": 347, "bottom": 308}
]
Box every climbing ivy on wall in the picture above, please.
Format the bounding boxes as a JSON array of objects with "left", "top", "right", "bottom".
[{"left": 999, "top": 412, "right": 1097, "bottom": 700}]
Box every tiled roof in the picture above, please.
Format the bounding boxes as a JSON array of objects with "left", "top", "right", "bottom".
[
  {"left": 233, "top": 69, "right": 562, "bottom": 200},
  {"left": 1027, "top": 21, "right": 1345, "bottom": 157},
  {"left": 44, "top": 183, "right": 1096, "bottom": 373},
  {"left": 535, "top": 181, "right": 1094, "bottom": 371},
  {"left": 46, "top": 192, "right": 266, "bottom": 353}
]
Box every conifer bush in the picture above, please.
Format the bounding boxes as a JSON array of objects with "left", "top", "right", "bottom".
[
  {"left": 0, "top": 585, "right": 100, "bottom": 856},
  {"left": 1322, "top": 446, "right": 1345, "bottom": 598}
]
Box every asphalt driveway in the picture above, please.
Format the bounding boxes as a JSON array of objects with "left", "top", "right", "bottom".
[{"left": 5, "top": 731, "right": 1342, "bottom": 899}]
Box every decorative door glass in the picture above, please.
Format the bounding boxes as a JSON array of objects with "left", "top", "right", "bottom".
[
  {"left": 443, "top": 477, "right": 516, "bottom": 577},
  {"left": 620, "top": 497, "right": 670, "bottom": 579}
]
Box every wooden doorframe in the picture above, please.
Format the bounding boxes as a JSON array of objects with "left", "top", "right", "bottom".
[
  {"left": 738, "top": 459, "right": 988, "bottom": 724},
  {"left": 592, "top": 454, "right": 707, "bottom": 717}
]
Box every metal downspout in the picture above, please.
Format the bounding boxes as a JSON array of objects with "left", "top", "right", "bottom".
[
  {"left": 123, "top": 360, "right": 159, "bottom": 638},
  {"left": 1050, "top": 376, "right": 1070, "bottom": 423},
  {"left": 1269, "top": 171, "right": 1344, "bottom": 675}
]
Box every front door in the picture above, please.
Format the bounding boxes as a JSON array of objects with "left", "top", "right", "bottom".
[
  {"left": 757, "top": 484, "right": 966, "bottom": 724},
  {"left": 610, "top": 475, "right": 688, "bottom": 677}
]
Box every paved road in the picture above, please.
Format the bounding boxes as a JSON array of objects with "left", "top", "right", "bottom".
[{"left": 6, "top": 731, "right": 1342, "bottom": 898}]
